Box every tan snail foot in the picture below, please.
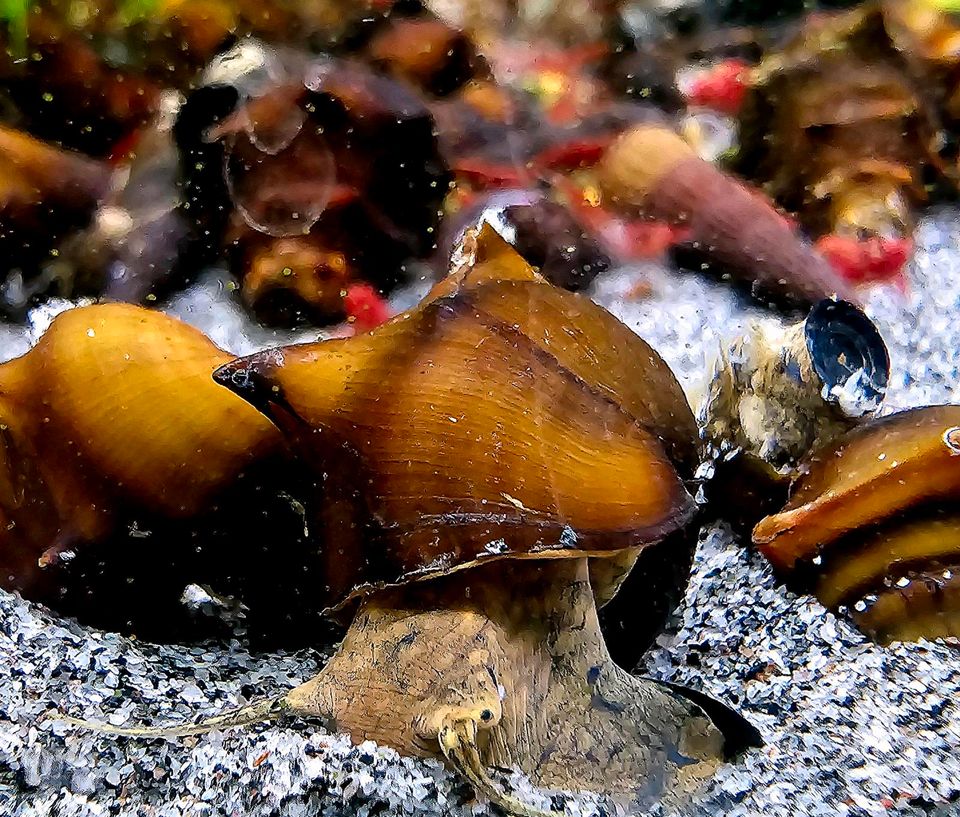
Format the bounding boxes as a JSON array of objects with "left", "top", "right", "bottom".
[{"left": 62, "top": 558, "right": 728, "bottom": 817}]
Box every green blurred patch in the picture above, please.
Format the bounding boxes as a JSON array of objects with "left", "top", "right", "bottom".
[
  {"left": 2, "top": 0, "right": 159, "bottom": 54},
  {"left": 0, "top": 0, "right": 28, "bottom": 53},
  {"left": 925, "top": 0, "right": 960, "bottom": 11}
]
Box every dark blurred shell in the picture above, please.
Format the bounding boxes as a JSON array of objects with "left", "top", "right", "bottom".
[
  {"left": 753, "top": 404, "right": 960, "bottom": 642},
  {"left": 734, "top": 4, "right": 951, "bottom": 238},
  {"left": 436, "top": 189, "right": 610, "bottom": 290},
  {"left": 216, "top": 228, "right": 698, "bottom": 611},
  {"left": 0, "top": 126, "right": 112, "bottom": 317}
]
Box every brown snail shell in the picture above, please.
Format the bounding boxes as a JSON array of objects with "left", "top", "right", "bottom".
[
  {"left": 0, "top": 303, "right": 281, "bottom": 601},
  {"left": 215, "top": 225, "right": 699, "bottom": 612},
  {"left": 753, "top": 404, "right": 960, "bottom": 643},
  {"left": 598, "top": 123, "right": 854, "bottom": 307}
]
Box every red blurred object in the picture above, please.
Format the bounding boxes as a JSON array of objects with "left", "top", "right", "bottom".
[
  {"left": 451, "top": 158, "right": 529, "bottom": 188},
  {"left": 534, "top": 138, "right": 613, "bottom": 173},
  {"left": 816, "top": 234, "right": 912, "bottom": 287},
  {"left": 109, "top": 128, "right": 146, "bottom": 165},
  {"left": 687, "top": 59, "right": 750, "bottom": 115},
  {"left": 552, "top": 174, "right": 687, "bottom": 261},
  {"left": 344, "top": 283, "right": 391, "bottom": 332}
]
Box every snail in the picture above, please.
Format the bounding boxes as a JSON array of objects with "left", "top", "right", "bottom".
[
  {"left": 59, "top": 228, "right": 758, "bottom": 816},
  {"left": 0, "top": 302, "right": 335, "bottom": 641},
  {"left": 753, "top": 404, "right": 960, "bottom": 644},
  {"left": 698, "top": 298, "right": 891, "bottom": 529},
  {"left": 175, "top": 41, "right": 450, "bottom": 326},
  {"left": 732, "top": 2, "right": 956, "bottom": 288},
  {"left": 597, "top": 122, "right": 856, "bottom": 308}
]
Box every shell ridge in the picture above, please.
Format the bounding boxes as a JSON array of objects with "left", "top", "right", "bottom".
[{"left": 458, "top": 282, "right": 690, "bottom": 468}]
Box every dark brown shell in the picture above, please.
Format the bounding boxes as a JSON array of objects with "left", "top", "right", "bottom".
[
  {"left": 753, "top": 404, "right": 960, "bottom": 642},
  {"left": 215, "top": 228, "right": 698, "bottom": 610},
  {"left": 176, "top": 49, "right": 451, "bottom": 325},
  {"left": 0, "top": 126, "right": 113, "bottom": 315}
]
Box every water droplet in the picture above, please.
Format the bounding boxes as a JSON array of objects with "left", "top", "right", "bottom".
[{"left": 942, "top": 426, "right": 960, "bottom": 455}]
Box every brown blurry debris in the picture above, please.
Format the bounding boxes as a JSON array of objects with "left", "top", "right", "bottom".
[
  {"left": 735, "top": 2, "right": 958, "bottom": 287},
  {"left": 753, "top": 404, "right": 960, "bottom": 644},
  {"left": 883, "top": 0, "right": 960, "bottom": 123},
  {"left": 599, "top": 123, "right": 853, "bottom": 307},
  {"left": 54, "top": 92, "right": 194, "bottom": 304},
  {"left": 0, "top": 126, "right": 110, "bottom": 206},
  {"left": 458, "top": 79, "right": 516, "bottom": 120},
  {"left": 364, "top": 15, "right": 487, "bottom": 96},
  {"left": 0, "top": 126, "right": 111, "bottom": 315},
  {"left": 625, "top": 276, "right": 654, "bottom": 299},
  {"left": 426, "top": 0, "right": 618, "bottom": 46},
  {"left": 0, "top": 11, "right": 160, "bottom": 156}
]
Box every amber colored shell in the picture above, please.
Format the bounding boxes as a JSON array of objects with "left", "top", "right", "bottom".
[
  {"left": 753, "top": 404, "right": 960, "bottom": 642},
  {"left": 0, "top": 125, "right": 111, "bottom": 204},
  {"left": 216, "top": 229, "right": 698, "bottom": 610},
  {"left": 0, "top": 303, "right": 280, "bottom": 593}
]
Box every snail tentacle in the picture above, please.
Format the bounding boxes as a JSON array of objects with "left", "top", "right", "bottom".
[
  {"left": 439, "top": 716, "right": 556, "bottom": 817},
  {"left": 56, "top": 695, "right": 290, "bottom": 738}
]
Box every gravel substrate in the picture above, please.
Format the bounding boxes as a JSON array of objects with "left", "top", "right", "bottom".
[{"left": 3, "top": 211, "right": 960, "bottom": 817}]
